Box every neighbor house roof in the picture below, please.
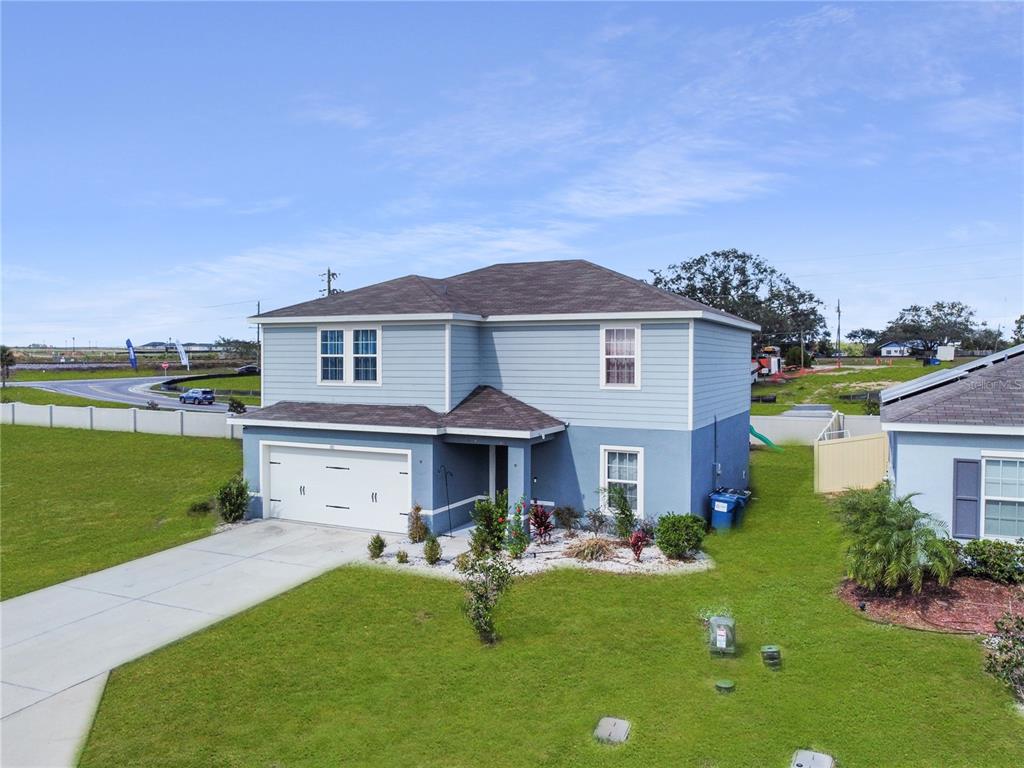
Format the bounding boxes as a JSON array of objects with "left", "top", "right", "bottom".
[
  {"left": 881, "top": 344, "right": 1024, "bottom": 431},
  {"left": 229, "top": 386, "right": 565, "bottom": 438},
  {"left": 253, "top": 259, "right": 756, "bottom": 329}
]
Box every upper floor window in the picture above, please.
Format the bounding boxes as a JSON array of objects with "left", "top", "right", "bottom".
[
  {"left": 601, "top": 325, "right": 640, "bottom": 388},
  {"left": 317, "top": 326, "right": 381, "bottom": 385}
]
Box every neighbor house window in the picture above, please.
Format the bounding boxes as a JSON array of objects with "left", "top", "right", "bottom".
[
  {"left": 601, "top": 325, "right": 640, "bottom": 388},
  {"left": 319, "top": 330, "right": 345, "bottom": 382},
  {"left": 983, "top": 457, "right": 1024, "bottom": 538},
  {"left": 317, "top": 325, "right": 382, "bottom": 385},
  {"left": 601, "top": 446, "right": 643, "bottom": 518},
  {"left": 352, "top": 329, "right": 379, "bottom": 382}
]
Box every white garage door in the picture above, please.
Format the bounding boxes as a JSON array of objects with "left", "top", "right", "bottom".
[{"left": 265, "top": 444, "right": 410, "bottom": 533}]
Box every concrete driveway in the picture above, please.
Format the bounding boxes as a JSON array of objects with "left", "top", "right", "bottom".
[{"left": 0, "top": 521, "right": 369, "bottom": 768}]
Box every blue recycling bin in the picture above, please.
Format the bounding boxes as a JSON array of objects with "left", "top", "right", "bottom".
[{"left": 710, "top": 489, "right": 750, "bottom": 530}]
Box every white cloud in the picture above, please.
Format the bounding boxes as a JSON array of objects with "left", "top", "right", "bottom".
[
  {"left": 929, "top": 95, "right": 1019, "bottom": 138},
  {"left": 294, "top": 95, "right": 370, "bottom": 128},
  {"left": 232, "top": 196, "right": 293, "bottom": 215}
]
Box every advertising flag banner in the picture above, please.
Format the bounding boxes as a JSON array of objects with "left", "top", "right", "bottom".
[
  {"left": 174, "top": 339, "right": 190, "bottom": 370},
  {"left": 125, "top": 339, "right": 138, "bottom": 370}
]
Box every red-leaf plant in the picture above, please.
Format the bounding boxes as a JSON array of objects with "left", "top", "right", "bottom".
[
  {"left": 629, "top": 528, "right": 651, "bottom": 562},
  {"left": 529, "top": 502, "right": 554, "bottom": 544}
]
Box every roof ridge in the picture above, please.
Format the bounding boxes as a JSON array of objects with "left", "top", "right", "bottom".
[
  {"left": 409, "top": 274, "right": 458, "bottom": 312},
  {"left": 579, "top": 260, "right": 739, "bottom": 317}
]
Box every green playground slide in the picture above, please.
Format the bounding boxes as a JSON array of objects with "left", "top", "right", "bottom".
[{"left": 749, "top": 424, "right": 783, "bottom": 451}]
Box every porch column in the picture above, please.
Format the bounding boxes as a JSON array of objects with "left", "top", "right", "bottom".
[{"left": 506, "top": 441, "right": 533, "bottom": 510}]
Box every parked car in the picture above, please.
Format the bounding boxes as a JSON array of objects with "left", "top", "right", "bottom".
[
  {"left": 236, "top": 364, "right": 260, "bottom": 374},
  {"left": 179, "top": 388, "right": 215, "bottom": 405}
]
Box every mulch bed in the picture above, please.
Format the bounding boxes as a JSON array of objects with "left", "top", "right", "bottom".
[{"left": 838, "top": 577, "right": 1024, "bottom": 634}]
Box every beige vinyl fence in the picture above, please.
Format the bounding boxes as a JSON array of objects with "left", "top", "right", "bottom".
[
  {"left": 814, "top": 430, "right": 889, "bottom": 493},
  {"left": 0, "top": 402, "right": 243, "bottom": 440}
]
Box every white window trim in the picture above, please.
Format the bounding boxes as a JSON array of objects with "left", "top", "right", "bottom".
[
  {"left": 980, "top": 454, "right": 1024, "bottom": 541},
  {"left": 599, "top": 445, "right": 645, "bottom": 520},
  {"left": 316, "top": 324, "right": 383, "bottom": 387},
  {"left": 599, "top": 323, "right": 641, "bottom": 390}
]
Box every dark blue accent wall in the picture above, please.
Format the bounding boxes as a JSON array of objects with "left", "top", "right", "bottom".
[{"left": 689, "top": 410, "right": 751, "bottom": 518}]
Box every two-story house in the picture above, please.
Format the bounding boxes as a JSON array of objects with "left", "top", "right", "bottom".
[{"left": 230, "top": 260, "right": 758, "bottom": 534}]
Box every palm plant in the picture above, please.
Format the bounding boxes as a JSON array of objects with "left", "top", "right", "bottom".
[{"left": 838, "top": 483, "right": 958, "bottom": 594}]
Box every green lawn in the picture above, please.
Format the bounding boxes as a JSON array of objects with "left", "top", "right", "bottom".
[
  {"left": 156, "top": 373, "right": 261, "bottom": 405},
  {"left": 751, "top": 362, "right": 957, "bottom": 415},
  {"left": 80, "top": 448, "right": 1024, "bottom": 768},
  {"left": 0, "top": 386, "right": 133, "bottom": 409},
  {"left": 0, "top": 425, "right": 242, "bottom": 598}
]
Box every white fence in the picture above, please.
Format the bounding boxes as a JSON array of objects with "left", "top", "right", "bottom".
[
  {"left": 0, "top": 402, "right": 243, "bottom": 440},
  {"left": 750, "top": 414, "right": 880, "bottom": 445}
]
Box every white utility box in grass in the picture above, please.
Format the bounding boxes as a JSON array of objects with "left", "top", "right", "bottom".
[{"left": 708, "top": 615, "right": 736, "bottom": 656}]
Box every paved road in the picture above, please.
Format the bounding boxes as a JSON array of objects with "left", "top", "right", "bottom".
[
  {"left": 0, "top": 521, "right": 371, "bottom": 768},
  {"left": 17, "top": 376, "right": 232, "bottom": 412}
]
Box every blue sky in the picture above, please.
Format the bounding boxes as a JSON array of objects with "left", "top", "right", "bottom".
[{"left": 3, "top": 1, "right": 1021, "bottom": 347}]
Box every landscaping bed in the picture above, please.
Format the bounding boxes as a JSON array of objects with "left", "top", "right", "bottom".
[{"left": 838, "top": 577, "right": 1024, "bottom": 634}]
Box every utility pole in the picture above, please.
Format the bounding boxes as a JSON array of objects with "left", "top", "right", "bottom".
[
  {"left": 836, "top": 299, "right": 842, "bottom": 366},
  {"left": 319, "top": 268, "right": 340, "bottom": 296},
  {"left": 800, "top": 329, "right": 805, "bottom": 370}
]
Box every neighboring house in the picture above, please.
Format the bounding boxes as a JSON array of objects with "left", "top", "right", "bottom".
[
  {"left": 881, "top": 344, "right": 1024, "bottom": 541},
  {"left": 879, "top": 341, "right": 915, "bottom": 357},
  {"left": 230, "top": 260, "right": 758, "bottom": 534}
]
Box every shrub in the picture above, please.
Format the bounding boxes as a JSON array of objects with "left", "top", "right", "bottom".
[
  {"left": 188, "top": 499, "right": 213, "bottom": 517},
  {"left": 216, "top": 475, "right": 249, "bottom": 523},
  {"left": 636, "top": 519, "right": 656, "bottom": 543},
  {"left": 565, "top": 537, "right": 617, "bottom": 562},
  {"left": 506, "top": 498, "right": 528, "bottom": 559},
  {"left": 407, "top": 504, "right": 429, "bottom": 544},
  {"left": 605, "top": 484, "right": 636, "bottom": 541},
  {"left": 656, "top": 513, "right": 706, "bottom": 560},
  {"left": 862, "top": 397, "right": 880, "bottom": 416},
  {"left": 462, "top": 553, "right": 517, "bottom": 644},
  {"left": 395, "top": 549, "right": 409, "bottom": 564},
  {"left": 470, "top": 491, "right": 508, "bottom": 555},
  {"left": 583, "top": 508, "right": 607, "bottom": 536},
  {"left": 227, "top": 397, "right": 247, "bottom": 414},
  {"left": 553, "top": 505, "right": 581, "bottom": 533},
  {"left": 628, "top": 528, "right": 651, "bottom": 562},
  {"left": 453, "top": 552, "right": 472, "bottom": 573},
  {"left": 837, "top": 483, "right": 957, "bottom": 594},
  {"left": 367, "top": 534, "right": 386, "bottom": 560},
  {"left": 963, "top": 538, "right": 1024, "bottom": 584},
  {"left": 985, "top": 612, "right": 1024, "bottom": 702},
  {"left": 529, "top": 503, "right": 554, "bottom": 543},
  {"left": 144, "top": 400, "right": 161, "bottom": 410},
  {"left": 784, "top": 346, "right": 812, "bottom": 368},
  {"left": 423, "top": 535, "right": 442, "bottom": 565}
]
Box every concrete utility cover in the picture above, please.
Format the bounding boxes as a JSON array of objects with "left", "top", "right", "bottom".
[
  {"left": 594, "top": 717, "right": 631, "bottom": 744},
  {"left": 791, "top": 749, "right": 836, "bottom": 768}
]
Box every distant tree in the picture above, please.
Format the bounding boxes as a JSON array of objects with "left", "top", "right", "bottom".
[
  {"left": 1012, "top": 315, "right": 1024, "bottom": 345},
  {"left": 650, "top": 250, "right": 826, "bottom": 348},
  {"left": 0, "top": 346, "right": 14, "bottom": 387},
  {"left": 847, "top": 328, "right": 879, "bottom": 345},
  {"left": 216, "top": 337, "right": 260, "bottom": 361},
  {"left": 880, "top": 301, "right": 999, "bottom": 352}
]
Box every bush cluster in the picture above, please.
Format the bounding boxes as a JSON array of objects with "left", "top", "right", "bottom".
[
  {"left": 395, "top": 549, "right": 409, "bottom": 564},
  {"left": 986, "top": 612, "right": 1024, "bottom": 703},
  {"left": 423, "top": 535, "right": 442, "bottom": 565},
  {"left": 655, "top": 513, "right": 707, "bottom": 560},
  {"left": 470, "top": 491, "right": 508, "bottom": 556},
  {"left": 553, "top": 505, "right": 581, "bottom": 533},
  {"left": 962, "top": 538, "right": 1024, "bottom": 584},
  {"left": 227, "top": 397, "right": 247, "bottom": 414},
  {"left": 837, "top": 483, "right": 956, "bottom": 594},
  {"left": 216, "top": 475, "right": 249, "bottom": 523},
  {"left": 367, "top": 534, "right": 386, "bottom": 560}
]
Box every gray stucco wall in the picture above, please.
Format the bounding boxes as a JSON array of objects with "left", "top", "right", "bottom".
[
  {"left": 890, "top": 430, "right": 1024, "bottom": 537},
  {"left": 531, "top": 425, "right": 694, "bottom": 521},
  {"left": 689, "top": 410, "right": 751, "bottom": 517},
  {"left": 692, "top": 320, "right": 752, "bottom": 430},
  {"left": 432, "top": 440, "right": 489, "bottom": 532},
  {"left": 478, "top": 321, "right": 690, "bottom": 429},
  {"left": 261, "top": 323, "right": 446, "bottom": 410}
]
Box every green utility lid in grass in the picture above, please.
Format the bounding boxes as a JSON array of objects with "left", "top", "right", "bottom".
[{"left": 715, "top": 679, "right": 735, "bottom": 694}]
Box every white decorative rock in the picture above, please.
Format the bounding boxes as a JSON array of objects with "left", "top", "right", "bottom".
[{"left": 594, "top": 717, "right": 631, "bottom": 744}]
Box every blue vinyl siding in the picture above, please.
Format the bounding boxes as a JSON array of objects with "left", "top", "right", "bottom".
[
  {"left": 691, "top": 321, "right": 752, "bottom": 429},
  {"left": 478, "top": 321, "right": 690, "bottom": 429},
  {"left": 449, "top": 323, "right": 480, "bottom": 408},
  {"left": 261, "top": 323, "right": 446, "bottom": 410}
]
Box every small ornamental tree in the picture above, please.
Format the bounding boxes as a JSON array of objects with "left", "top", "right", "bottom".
[
  {"left": 986, "top": 612, "right": 1024, "bottom": 702},
  {"left": 423, "top": 535, "right": 442, "bottom": 565},
  {"left": 605, "top": 484, "right": 637, "bottom": 541},
  {"left": 462, "top": 554, "right": 517, "bottom": 644},
  {"left": 407, "top": 504, "right": 429, "bottom": 544},
  {"left": 506, "top": 498, "right": 528, "bottom": 559},
  {"left": 470, "top": 490, "right": 508, "bottom": 555},
  {"left": 367, "top": 534, "right": 386, "bottom": 560}
]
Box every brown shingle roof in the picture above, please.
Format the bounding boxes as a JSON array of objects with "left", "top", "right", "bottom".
[
  {"left": 882, "top": 351, "right": 1024, "bottom": 428},
  {"left": 257, "top": 259, "right": 752, "bottom": 325},
  {"left": 233, "top": 386, "right": 565, "bottom": 435}
]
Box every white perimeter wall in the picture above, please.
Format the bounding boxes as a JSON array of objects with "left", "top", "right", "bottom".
[{"left": 0, "top": 402, "right": 243, "bottom": 439}]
